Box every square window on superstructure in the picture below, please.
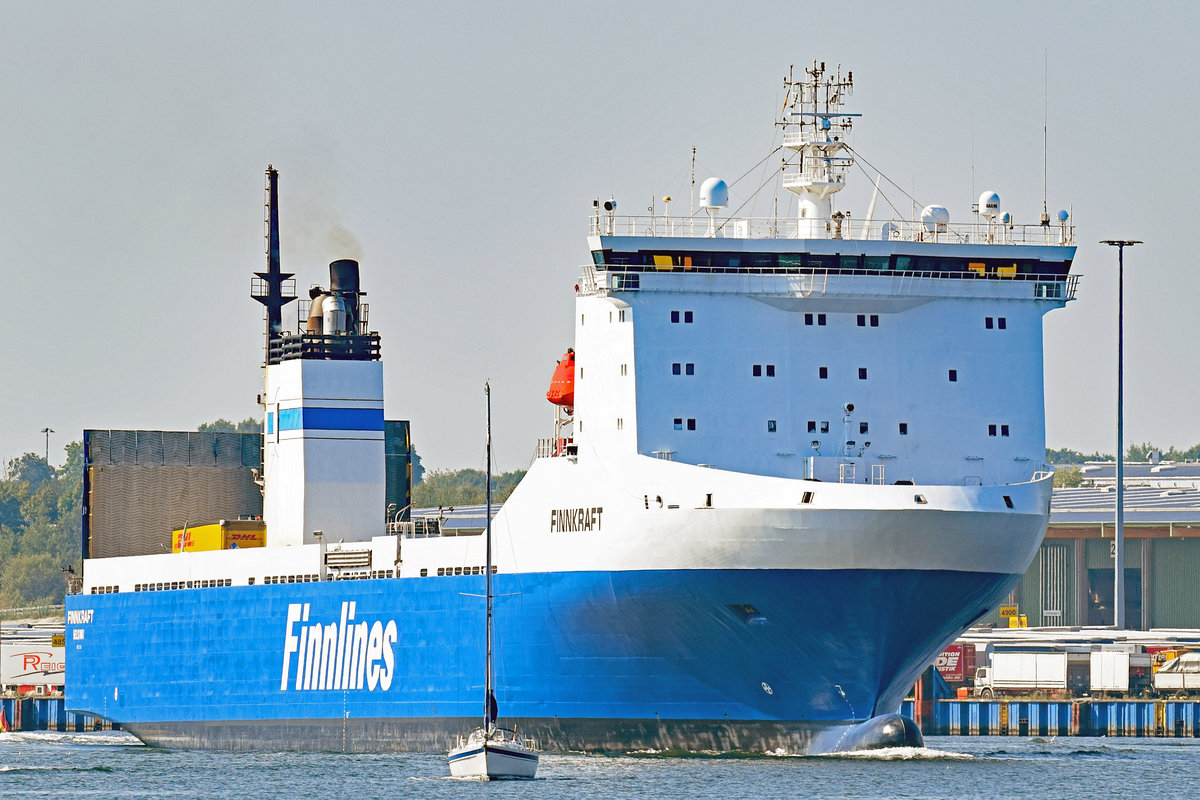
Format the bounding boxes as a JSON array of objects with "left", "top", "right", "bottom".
[
  {"left": 819, "top": 366, "right": 828, "bottom": 379},
  {"left": 858, "top": 367, "right": 868, "bottom": 380},
  {"left": 674, "top": 418, "right": 683, "bottom": 430},
  {"left": 899, "top": 422, "right": 908, "bottom": 435},
  {"left": 859, "top": 422, "right": 869, "bottom": 434},
  {"left": 685, "top": 363, "right": 694, "bottom": 375},
  {"left": 988, "top": 424, "right": 997, "bottom": 436},
  {"left": 807, "top": 420, "right": 817, "bottom": 433},
  {"left": 673, "top": 363, "right": 682, "bottom": 375},
  {"left": 949, "top": 369, "right": 958, "bottom": 382},
  {"left": 619, "top": 309, "right": 626, "bottom": 322},
  {"left": 1001, "top": 424, "right": 1010, "bottom": 436},
  {"left": 870, "top": 314, "right": 879, "bottom": 327},
  {"left": 687, "top": 418, "right": 696, "bottom": 431},
  {"left": 818, "top": 313, "right": 827, "bottom": 326},
  {"left": 766, "top": 364, "right": 775, "bottom": 377},
  {"left": 805, "top": 313, "right": 814, "bottom": 325},
  {"left": 857, "top": 314, "right": 866, "bottom": 327},
  {"left": 820, "top": 421, "right": 830, "bottom": 433},
  {"left": 753, "top": 364, "right": 762, "bottom": 377},
  {"left": 684, "top": 311, "right": 694, "bottom": 323},
  {"left": 671, "top": 310, "right": 680, "bottom": 323},
  {"left": 986, "top": 317, "right": 994, "bottom": 329},
  {"left": 998, "top": 317, "right": 1007, "bottom": 330},
  {"left": 767, "top": 419, "right": 777, "bottom": 433}
]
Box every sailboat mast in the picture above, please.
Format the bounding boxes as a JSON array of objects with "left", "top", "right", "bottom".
[{"left": 484, "top": 381, "right": 493, "bottom": 731}]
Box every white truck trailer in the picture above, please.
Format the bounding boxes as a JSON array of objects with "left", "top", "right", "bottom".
[{"left": 973, "top": 651, "right": 1089, "bottom": 698}]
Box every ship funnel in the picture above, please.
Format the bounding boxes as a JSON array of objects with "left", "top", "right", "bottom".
[{"left": 329, "top": 259, "right": 360, "bottom": 293}]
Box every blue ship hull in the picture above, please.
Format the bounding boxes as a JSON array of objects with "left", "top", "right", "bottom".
[{"left": 65, "top": 567, "right": 1013, "bottom": 752}]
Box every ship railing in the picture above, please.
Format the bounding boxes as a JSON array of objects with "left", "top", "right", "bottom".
[
  {"left": 580, "top": 264, "right": 1080, "bottom": 301},
  {"left": 589, "top": 213, "right": 1075, "bottom": 246},
  {"left": 388, "top": 517, "right": 444, "bottom": 539},
  {"left": 782, "top": 129, "right": 853, "bottom": 149},
  {"left": 533, "top": 437, "right": 576, "bottom": 459}
]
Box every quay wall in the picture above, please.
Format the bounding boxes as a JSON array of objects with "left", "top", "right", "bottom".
[
  {"left": 4, "top": 696, "right": 1197, "bottom": 741},
  {"left": 903, "top": 699, "right": 1200, "bottom": 737},
  {"left": 0, "top": 697, "right": 119, "bottom": 733}
]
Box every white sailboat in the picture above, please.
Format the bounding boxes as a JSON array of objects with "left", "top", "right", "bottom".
[{"left": 448, "top": 382, "right": 539, "bottom": 780}]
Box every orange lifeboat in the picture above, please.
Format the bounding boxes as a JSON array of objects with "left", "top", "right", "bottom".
[{"left": 546, "top": 348, "right": 575, "bottom": 409}]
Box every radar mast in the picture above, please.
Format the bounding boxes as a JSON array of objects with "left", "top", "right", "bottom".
[{"left": 781, "top": 62, "right": 859, "bottom": 238}]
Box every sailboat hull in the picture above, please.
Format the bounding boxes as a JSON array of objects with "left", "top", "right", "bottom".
[{"left": 448, "top": 740, "right": 539, "bottom": 780}]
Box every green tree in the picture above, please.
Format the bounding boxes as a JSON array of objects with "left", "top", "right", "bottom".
[
  {"left": 411, "top": 468, "right": 526, "bottom": 508},
  {"left": 4, "top": 452, "right": 53, "bottom": 489},
  {"left": 0, "top": 552, "right": 63, "bottom": 609},
  {"left": 1045, "top": 447, "right": 1112, "bottom": 464},
  {"left": 198, "top": 416, "right": 261, "bottom": 434},
  {"left": 1125, "top": 441, "right": 1159, "bottom": 461},
  {"left": 1053, "top": 465, "right": 1083, "bottom": 488}
]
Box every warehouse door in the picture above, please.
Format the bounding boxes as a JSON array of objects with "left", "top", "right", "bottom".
[{"left": 1040, "top": 543, "right": 1069, "bottom": 626}]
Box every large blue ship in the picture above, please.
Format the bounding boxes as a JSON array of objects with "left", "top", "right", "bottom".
[{"left": 65, "top": 63, "right": 1076, "bottom": 753}]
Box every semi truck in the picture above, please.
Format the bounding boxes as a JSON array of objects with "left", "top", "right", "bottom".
[{"left": 972, "top": 651, "right": 1090, "bottom": 698}]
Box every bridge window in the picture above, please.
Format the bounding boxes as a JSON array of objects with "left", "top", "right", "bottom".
[
  {"left": 949, "top": 369, "right": 958, "bottom": 382},
  {"left": 899, "top": 422, "right": 908, "bottom": 435},
  {"left": 767, "top": 420, "right": 777, "bottom": 433},
  {"left": 858, "top": 367, "right": 868, "bottom": 380},
  {"left": 819, "top": 366, "right": 828, "bottom": 379}
]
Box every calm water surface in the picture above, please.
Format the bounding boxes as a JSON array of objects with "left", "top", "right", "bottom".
[{"left": 2, "top": 730, "right": 1196, "bottom": 799}]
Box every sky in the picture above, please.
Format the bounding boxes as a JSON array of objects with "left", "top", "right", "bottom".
[{"left": 1, "top": 1, "right": 1197, "bottom": 473}]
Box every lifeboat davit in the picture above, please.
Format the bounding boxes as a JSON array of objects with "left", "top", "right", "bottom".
[{"left": 546, "top": 348, "right": 575, "bottom": 410}]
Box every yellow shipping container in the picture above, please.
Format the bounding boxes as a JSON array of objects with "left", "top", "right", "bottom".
[{"left": 172, "top": 519, "right": 266, "bottom": 552}]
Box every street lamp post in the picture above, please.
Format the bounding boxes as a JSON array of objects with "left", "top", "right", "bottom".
[
  {"left": 1100, "top": 239, "right": 1141, "bottom": 630},
  {"left": 41, "top": 427, "right": 54, "bottom": 465}
]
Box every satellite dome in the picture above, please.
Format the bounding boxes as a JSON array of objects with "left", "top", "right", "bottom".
[
  {"left": 978, "top": 191, "right": 1001, "bottom": 220},
  {"left": 920, "top": 204, "right": 950, "bottom": 233},
  {"left": 699, "top": 177, "right": 729, "bottom": 209},
  {"left": 1057, "top": 209, "right": 1069, "bottom": 222}
]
